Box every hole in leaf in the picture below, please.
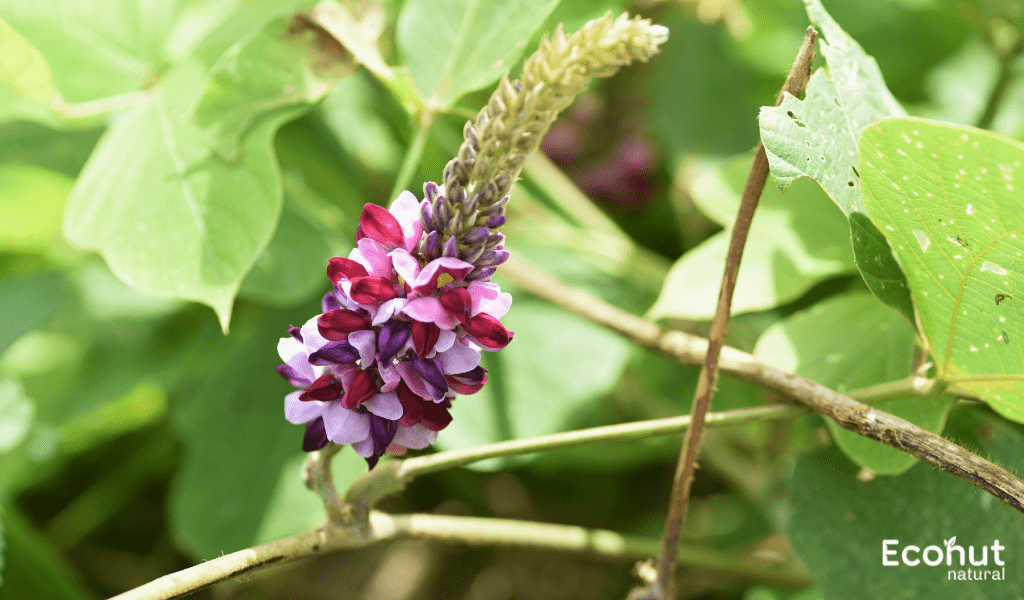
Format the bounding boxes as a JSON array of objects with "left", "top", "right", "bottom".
[
  {"left": 848, "top": 181, "right": 855, "bottom": 187},
  {"left": 851, "top": 166, "right": 860, "bottom": 178}
]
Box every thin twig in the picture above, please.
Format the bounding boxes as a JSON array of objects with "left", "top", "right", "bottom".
[
  {"left": 109, "top": 511, "right": 810, "bottom": 600},
  {"left": 647, "top": 27, "right": 818, "bottom": 600},
  {"left": 500, "top": 254, "right": 1024, "bottom": 513},
  {"left": 399, "top": 404, "right": 806, "bottom": 478},
  {"left": 976, "top": 37, "right": 1024, "bottom": 130}
]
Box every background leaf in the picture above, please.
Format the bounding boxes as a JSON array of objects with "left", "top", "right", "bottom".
[
  {"left": 754, "top": 292, "right": 952, "bottom": 474},
  {"left": 859, "top": 118, "right": 1024, "bottom": 422},
  {"left": 650, "top": 156, "right": 855, "bottom": 320},
  {"left": 0, "top": 0, "right": 183, "bottom": 103},
  {"left": 396, "top": 0, "right": 560, "bottom": 106},
  {"left": 789, "top": 404, "right": 1024, "bottom": 599},
  {"left": 758, "top": 0, "right": 913, "bottom": 320}
]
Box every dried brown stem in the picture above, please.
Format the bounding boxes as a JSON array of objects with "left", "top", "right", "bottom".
[
  {"left": 645, "top": 27, "right": 818, "bottom": 600},
  {"left": 501, "top": 254, "right": 1024, "bottom": 515}
]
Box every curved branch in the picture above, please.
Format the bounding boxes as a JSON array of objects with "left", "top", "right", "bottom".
[
  {"left": 110, "top": 512, "right": 809, "bottom": 599},
  {"left": 500, "top": 254, "right": 1024, "bottom": 514}
]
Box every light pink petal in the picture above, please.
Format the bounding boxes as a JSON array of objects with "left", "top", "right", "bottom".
[
  {"left": 353, "top": 238, "right": 392, "bottom": 277},
  {"left": 322, "top": 403, "right": 370, "bottom": 444},
  {"left": 433, "top": 330, "right": 457, "bottom": 355},
  {"left": 403, "top": 296, "right": 460, "bottom": 329},
  {"left": 278, "top": 337, "right": 315, "bottom": 383},
  {"left": 389, "top": 191, "right": 424, "bottom": 251},
  {"left": 300, "top": 315, "right": 330, "bottom": 354},
  {"left": 284, "top": 391, "right": 328, "bottom": 424},
  {"left": 469, "top": 281, "right": 512, "bottom": 318},
  {"left": 393, "top": 423, "right": 438, "bottom": 449},
  {"left": 364, "top": 391, "right": 403, "bottom": 420},
  {"left": 436, "top": 342, "right": 481, "bottom": 374},
  {"left": 348, "top": 329, "right": 377, "bottom": 367},
  {"left": 396, "top": 361, "right": 432, "bottom": 400},
  {"left": 372, "top": 297, "right": 408, "bottom": 326},
  {"left": 389, "top": 248, "right": 421, "bottom": 290}
]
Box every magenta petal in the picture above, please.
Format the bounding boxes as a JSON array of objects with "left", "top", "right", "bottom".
[
  {"left": 356, "top": 203, "right": 405, "bottom": 248},
  {"left": 322, "top": 403, "right": 370, "bottom": 444},
  {"left": 350, "top": 277, "right": 398, "bottom": 304},
  {"left": 462, "top": 313, "right": 513, "bottom": 350},
  {"left": 327, "top": 257, "right": 368, "bottom": 283},
  {"left": 390, "top": 249, "right": 421, "bottom": 290}
]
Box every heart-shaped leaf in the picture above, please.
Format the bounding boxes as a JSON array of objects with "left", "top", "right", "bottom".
[{"left": 859, "top": 118, "right": 1024, "bottom": 422}]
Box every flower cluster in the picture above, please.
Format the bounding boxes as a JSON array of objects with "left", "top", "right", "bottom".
[{"left": 277, "top": 192, "right": 513, "bottom": 467}]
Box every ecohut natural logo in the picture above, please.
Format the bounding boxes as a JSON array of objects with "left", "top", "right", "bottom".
[{"left": 883, "top": 537, "right": 1006, "bottom": 581}]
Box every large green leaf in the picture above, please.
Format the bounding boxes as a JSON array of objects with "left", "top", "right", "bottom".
[
  {"left": 0, "top": 0, "right": 183, "bottom": 103},
  {"left": 789, "top": 405, "right": 1024, "bottom": 599},
  {"left": 435, "top": 297, "right": 631, "bottom": 469},
  {"left": 395, "top": 0, "right": 559, "bottom": 106},
  {"left": 650, "top": 156, "right": 855, "bottom": 320},
  {"left": 0, "top": 507, "right": 95, "bottom": 600},
  {"left": 758, "top": 0, "right": 913, "bottom": 320},
  {"left": 754, "top": 293, "right": 952, "bottom": 474},
  {"left": 859, "top": 118, "right": 1024, "bottom": 422},
  {"left": 193, "top": 15, "right": 354, "bottom": 158},
  {"left": 169, "top": 305, "right": 346, "bottom": 559},
  {"left": 63, "top": 85, "right": 296, "bottom": 330}
]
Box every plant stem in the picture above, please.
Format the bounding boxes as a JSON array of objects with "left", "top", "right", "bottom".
[
  {"left": 110, "top": 511, "right": 810, "bottom": 600},
  {"left": 500, "top": 253, "right": 1024, "bottom": 514},
  {"left": 976, "top": 38, "right": 1024, "bottom": 131},
  {"left": 399, "top": 405, "right": 806, "bottom": 478},
  {"left": 649, "top": 27, "right": 817, "bottom": 600},
  {"left": 389, "top": 115, "right": 433, "bottom": 200}
]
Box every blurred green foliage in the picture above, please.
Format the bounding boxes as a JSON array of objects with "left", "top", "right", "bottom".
[{"left": 1, "top": 0, "right": 1023, "bottom": 598}]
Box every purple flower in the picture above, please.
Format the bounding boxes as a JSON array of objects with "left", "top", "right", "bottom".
[{"left": 278, "top": 192, "right": 513, "bottom": 467}]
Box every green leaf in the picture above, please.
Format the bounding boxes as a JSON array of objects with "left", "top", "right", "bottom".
[
  {"left": 0, "top": 0, "right": 183, "bottom": 103},
  {"left": 758, "top": 0, "right": 914, "bottom": 321},
  {"left": 396, "top": 0, "right": 560, "bottom": 107},
  {"left": 859, "top": 118, "right": 1024, "bottom": 422},
  {"left": 0, "top": 270, "right": 65, "bottom": 355},
  {"left": 436, "top": 298, "right": 631, "bottom": 469},
  {"left": 169, "top": 305, "right": 320, "bottom": 559},
  {"left": 650, "top": 156, "right": 855, "bottom": 320},
  {"left": 0, "top": 16, "right": 56, "bottom": 113},
  {"left": 648, "top": 14, "right": 761, "bottom": 161},
  {"left": 789, "top": 405, "right": 1024, "bottom": 599},
  {"left": 0, "top": 506, "right": 95, "bottom": 600},
  {"left": 62, "top": 77, "right": 302, "bottom": 330},
  {"left": 0, "top": 164, "right": 73, "bottom": 253},
  {"left": 0, "top": 378, "right": 34, "bottom": 454},
  {"left": 754, "top": 293, "right": 952, "bottom": 474},
  {"left": 238, "top": 197, "right": 334, "bottom": 307},
  {"left": 193, "top": 16, "right": 355, "bottom": 158}
]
